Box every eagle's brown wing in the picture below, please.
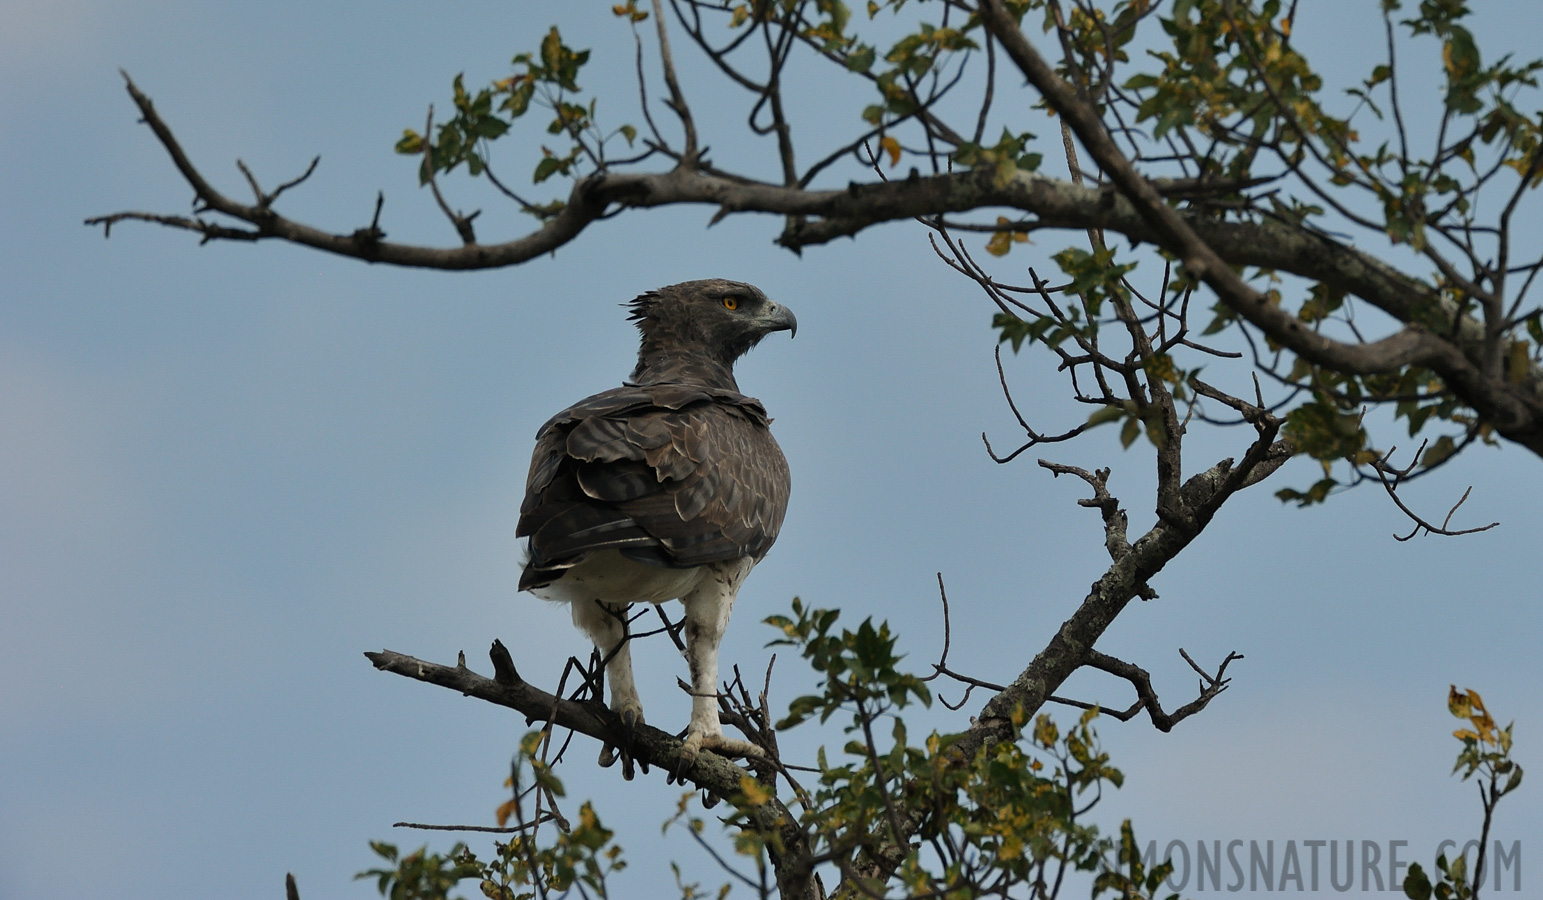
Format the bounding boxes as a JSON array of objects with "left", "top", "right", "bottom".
[{"left": 517, "top": 382, "right": 790, "bottom": 590}]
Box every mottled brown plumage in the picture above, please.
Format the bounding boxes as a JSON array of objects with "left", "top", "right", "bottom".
[
  {"left": 516, "top": 279, "right": 795, "bottom": 766},
  {"left": 518, "top": 383, "right": 788, "bottom": 583}
]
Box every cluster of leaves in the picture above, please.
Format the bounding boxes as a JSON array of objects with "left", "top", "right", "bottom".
[
  {"left": 395, "top": 25, "right": 637, "bottom": 216},
  {"left": 1447, "top": 686, "right": 1523, "bottom": 792},
  {"left": 717, "top": 0, "right": 1050, "bottom": 185},
  {"left": 958, "top": 129, "right": 1045, "bottom": 187},
  {"left": 1402, "top": 687, "right": 1524, "bottom": 900},
  {"left": 992, "top": 243, "right": 1187, "bottom": 452},
  {"left": 1092, "top": 821, "right": 1180, "bottom": 900},
  {"left": 1126, "top": 0, "right": 1339, "bottom": 173},
  {"left": 478, "top": 799, "right": 623, "bottom": 900},
  {"left": 1119, "top": 0, "right": 1543, "bottom": 492},
  {"left": 764, "top": 597, "right": 932, "bottom": 731},
  {"left": 821, "top": 709, "right": 1138, "bottom": 899},
  {"left": 992, "top": 247, "right": 1134, "bottom": 351},
  {"left": 761, "top": 600, "right": 1164, "bottom": 898},
  {"left": 359, "top": 731, "right": 625, "bottom": 900},
  {"left": 863, "top": 21, "right": 979, "bottom": 125},
  {"left": 358, "top": 842, "right": 484, "bottom": 900},
  {"left": 723, "top": 0, "right": 982, "bottom": 124}
]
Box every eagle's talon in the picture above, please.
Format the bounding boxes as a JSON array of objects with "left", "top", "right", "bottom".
[
  {"left": 677, "top": 730, "right": 763, "bottom": 777},
  {"left": 619, "top": 705, "right": 641, "bottom": 736},
  {"left": 676, "top": 731, "right": 705, "bottom": 780},
  {"left": 599, "top": 704, "right": 644, "bottom": 774}
]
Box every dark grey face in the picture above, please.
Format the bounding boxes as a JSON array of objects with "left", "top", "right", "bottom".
[{"left": 630, "top": 279, "right": 797, "bottom": 364}]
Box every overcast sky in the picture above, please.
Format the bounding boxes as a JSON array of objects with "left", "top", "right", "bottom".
[{"left": 3, "top": 2, "right": 1540, "bottom": 898}]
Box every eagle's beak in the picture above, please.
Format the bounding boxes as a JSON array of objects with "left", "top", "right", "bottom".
[{"left": 764, "top": 302, "right": 798, "bottom": 338}]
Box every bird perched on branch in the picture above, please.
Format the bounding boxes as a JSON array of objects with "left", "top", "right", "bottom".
[{"left": 518, "top": 279, "right": 795, "bottom": 767}]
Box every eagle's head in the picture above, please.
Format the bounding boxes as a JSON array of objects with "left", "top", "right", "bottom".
[{"left": 628, "top": 279, "right": 797, "bottom": 384}]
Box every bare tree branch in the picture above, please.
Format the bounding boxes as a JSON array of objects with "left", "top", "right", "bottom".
[
  {"left": 1369, "top": 446, "right": 1501, "bottom": 540},
  {"left": 1070, "top": 648, "right": 1245, "bottom": 732}
]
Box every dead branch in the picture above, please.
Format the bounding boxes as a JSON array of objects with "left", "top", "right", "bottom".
[
  {"left": 921, "top": 573, "right": 1010, "bottom": 711},
  {"left": 1369, "top": 445, "right": 1501, "bottom": 540},
  {"left": 1052, "top": 648, "right": 1244, "bottom": 732},
  {"left": 392, "top": 817, "right": 557, "bottom": 834},
  {"left": 367, "top": 644, "right": 742, "bottom": 795}
]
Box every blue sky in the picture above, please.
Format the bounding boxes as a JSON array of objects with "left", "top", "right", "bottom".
[{"left": 3, "top": 2, "right": 1540, "bottom": 898}]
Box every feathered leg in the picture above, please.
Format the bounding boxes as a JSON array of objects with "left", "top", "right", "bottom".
[
  {"left": 570, "top": 597, "right": 643, "bottom": 769},
  {"left": 678, "top": 573, "right": 761, "bottom": 767}
]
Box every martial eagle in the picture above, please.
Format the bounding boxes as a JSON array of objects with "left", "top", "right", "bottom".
[{"left": 518, "top": 279, "right": 795, "bottom": 765}]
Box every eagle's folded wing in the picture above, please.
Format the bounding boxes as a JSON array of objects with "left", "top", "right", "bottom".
[{"left": 517, "top": 384, "right": 789, "bottom": 588}]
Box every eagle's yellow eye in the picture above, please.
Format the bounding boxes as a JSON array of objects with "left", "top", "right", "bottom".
[{"left": 722, "top": 296, "right": 740, "bottom": 310}]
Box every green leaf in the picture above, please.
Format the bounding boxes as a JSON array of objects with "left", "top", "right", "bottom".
[
  {"left": 475, "top": 117, "right": 509, "bottom": 139},
  {"left": 534, "top": 156, "right": 564, "bottom": 183},
  {"left": 846, "top": 44, "right": 876, "bottom": 72},
  {"left": 1086, "top": 406, "right": 1125, "bottom": 428},
  {"left": 1421, "top": 434, "right": 1457, "bottom": 468},
  {"left": 1119, "top": 417, "right": 1141, "bottom": 449},
  {"left": 394, "top": 130, "right": 423, "bottom": 155},
  {"left": 1276, "top": 477, "right": 1338, "bottom": 507}
]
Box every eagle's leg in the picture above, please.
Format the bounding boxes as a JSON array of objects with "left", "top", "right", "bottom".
[
  {"left": 677, "top": 579, "right": 763, "bottom": 768},
  {"left": 570, "top": 597, "right": 644, "bottom": 767}
]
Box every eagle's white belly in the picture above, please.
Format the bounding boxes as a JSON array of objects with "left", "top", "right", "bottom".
[{"left": 529, "top": 548, "right": 712, "bottom": 606}]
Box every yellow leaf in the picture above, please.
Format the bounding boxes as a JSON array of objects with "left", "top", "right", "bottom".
[
  {"left": 495, "top": 798, "right": 519, "bottom": 827},
  {"left": 1033, "top": 715, "right": 1059, "bottom": 748},
  {"left": 1000, "top": 832, "right": 1024, "bottom": 860},
  {"left": 739, "top": 774, "right": 771, "bottom": 806},
  {"left": 1143, "top": 352, "right": 1179, "bottom": 384},
  {"left": 985, "top": 216, "right": 1027, "bottom": 257},
  {"left": 878, "top": 134, "right": 901, "bottom": 167}
]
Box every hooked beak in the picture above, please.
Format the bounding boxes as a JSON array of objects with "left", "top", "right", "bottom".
[{"left": 763, "top": 301, "right": 798, "bottom": 338}]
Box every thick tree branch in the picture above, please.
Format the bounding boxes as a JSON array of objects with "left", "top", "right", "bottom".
[
  {"left": 77, "top": 76, "right": 1424, "bottom": 306},
  {"left": 92, "top": 69, "right": 1543, "bottom": 453},
  {"left": 834, "top": 440, "right": 1294, "bottom": 893},
  {"left": 366, "top": 644, "right": 820, "bottom": 900}
]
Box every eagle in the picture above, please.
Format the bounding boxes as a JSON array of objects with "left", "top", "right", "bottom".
[{"left": 517, "top": 279, "right": 795, "bottom": 766}]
